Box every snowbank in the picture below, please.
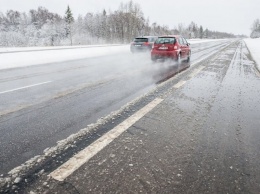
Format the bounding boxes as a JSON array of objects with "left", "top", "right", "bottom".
[
  {"left": 0, "top": 45, "right": 129, "bottom": 70},
  {"left": 0, "top": 44, "right": 123, "bottom": 53},
  {"left": 244, "top": 38, "right": 260, "bottom": 70}
]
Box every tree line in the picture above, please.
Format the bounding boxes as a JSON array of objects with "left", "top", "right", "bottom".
[{"left": 0, "top": 1, "right": 238, "bottom": 47}]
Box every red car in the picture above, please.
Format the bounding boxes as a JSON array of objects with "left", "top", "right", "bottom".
[{"left": 151, "top": 35, "right": 191, "bottom": 63}]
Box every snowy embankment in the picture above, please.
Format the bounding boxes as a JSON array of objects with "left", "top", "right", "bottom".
[
  {"left": 0, "top": 44, "right": 129, "bottom": 70},
  {"left": 244, "top": 38, "right": 260, "bottom": 71},
  {"left": 0, "top": 39, "right": 224, "bottom": 70},
  {"left": 0, "top": 44, "right": 123, "bottom": 53}
]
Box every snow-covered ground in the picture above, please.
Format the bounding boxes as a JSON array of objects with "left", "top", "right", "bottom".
[
  {"left": 0, "top": 45, "right": 130, "bottom": 70},
  {"left": 244, "top": 38, "right": 260, "bottom": 70},
  {"left": 0, "top": 39, "right": 225, "bottom": 70},
  {"left": 0, "top": 44, "right": 123, "bottom": 53}
]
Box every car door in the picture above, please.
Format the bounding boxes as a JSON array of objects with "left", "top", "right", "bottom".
[
  {"left": 178, "top": 37, "right": 186, "bottom": 59},
  {"left": 182, "top": 37, "right": 190, "bottom": 58}
]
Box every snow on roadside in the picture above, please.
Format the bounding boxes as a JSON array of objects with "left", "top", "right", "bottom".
[
  {"left": 0, "top": 45, "right": 129, "bottom": 70},
  {"left": 0, "top": 44, "right": 123, "bottom": 53},
  {"left": 244, "top": 38, "right": 260, "bottom": 70}
]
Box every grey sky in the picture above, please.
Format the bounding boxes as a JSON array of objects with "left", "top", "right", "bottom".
[{"left": 0, "top": 0, "right": 259, "bottom": 36}]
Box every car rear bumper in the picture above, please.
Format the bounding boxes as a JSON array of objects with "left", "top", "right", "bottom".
[
  {"left": 130, "top": 45, "right": 151, "bottom": 52},
  {"left": 151, "top": 50, "right": 178, "bottom": 59}
]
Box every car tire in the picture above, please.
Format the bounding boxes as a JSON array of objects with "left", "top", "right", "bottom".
[
  {"left": 176, "top": 53, "right": 181, "bottom": 64},
  {"left": 186, "top": 51, "right": 191, "bottom": 63}
]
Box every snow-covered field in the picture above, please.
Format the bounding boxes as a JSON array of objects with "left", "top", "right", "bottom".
[
  {"left": 0, "top": 39, "right": 225, "bottom": 70},
  {"left": 0, "top": 44, "right": 123, "bottom": 53},
  {"left": 0, "top": 45, "right": 130, "bottom": 70},
  {"left": 244, "top": 38, "right": 260, "bottom": 70}
]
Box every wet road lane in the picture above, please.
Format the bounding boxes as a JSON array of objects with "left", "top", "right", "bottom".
[
  {"left": 0, "top": 40, "right": 232, "bottom": 174},
  {"left": 26, "top": 40, "right": 260, "bottom": 194}
]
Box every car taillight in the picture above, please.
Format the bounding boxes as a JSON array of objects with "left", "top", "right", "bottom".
[
  {"left": 143, "top": 42, "right": 149, "bottom": 45},
  {"left": 153, "top": 44, "right": 159, "bottom": 49},
  {"left": 174, "top": 45, "right": 178, "bottom": 50}
]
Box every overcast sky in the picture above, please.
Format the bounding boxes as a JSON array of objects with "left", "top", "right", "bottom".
[{"left": 0, "top": 0, "right": 259, "bottom": 36}]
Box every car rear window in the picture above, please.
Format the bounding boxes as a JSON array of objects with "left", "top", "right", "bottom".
[
  {"left": 155, "top": 37, "right": 175, "bottom": 44},
  {"left": 134, "top": 38, "right": 148, "bottom": 42}
]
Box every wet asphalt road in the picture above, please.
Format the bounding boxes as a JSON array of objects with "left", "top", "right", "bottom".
[
  {"left": 0, "top": 40, "right": 231, "bottom": 175},
  {"left": 18, "top": 40, "right": 260, "bottom": 194}
]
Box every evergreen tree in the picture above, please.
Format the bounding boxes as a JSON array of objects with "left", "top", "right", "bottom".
[
  {"left": 65, "top": 5, "right": 74, "bottom": 45},
  {"left": 204, "top": 28, "right": 209, "bottom": 38},
  {"left": 250, "top": 19, "right": 260, "bottom": 38},
  {"left": 65, "top": 6, "right": 74, "bottom": 24},
  {"left": 199, "top": 25, "right": 204, "bottom": 39}
]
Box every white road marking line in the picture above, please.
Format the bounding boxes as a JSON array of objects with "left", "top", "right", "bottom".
[
  {"left": 173, "top": 80, "right": 187, "bottom": 89},
  {"left": 189, "top": 66, "right": 205, "bottom": 78},
  {"left": 0, "top": 81, "right": 52, "bottom": 94},
  {"left": 50, "top": 97, "right": 164, "bottom": 181}
]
